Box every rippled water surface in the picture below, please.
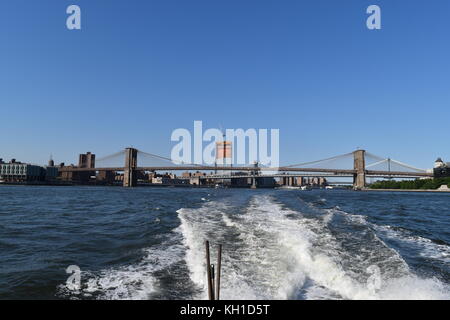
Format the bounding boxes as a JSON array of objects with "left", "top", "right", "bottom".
[{"left": 0, "top": 186, "right": 449, "bottom": 300}]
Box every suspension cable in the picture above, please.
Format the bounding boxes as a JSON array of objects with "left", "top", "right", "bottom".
[
  {"left": 389, "top": 159, "right": 426, "bottom": 172},
  {"left": 365, "top": 152, "right": 426, "bottom": 172},
  {"left": 284, "top": 152, "right": 353, "bottom": 168},
  {"left": 95, "top": 150, "right": 126, "bottom": 162},
  {"left": 137, "top": 150, "right": 204, "bottom": 167},
  {"left": 365, "top": 159, "right": 388, "bottom": 168},
  {"left": 364, "top": 152, "right": 387, "bottom": 162}
]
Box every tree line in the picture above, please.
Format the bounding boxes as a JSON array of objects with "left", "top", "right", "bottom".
[{"left": 369, "top": 178, "right": 450, "bottom": 190}]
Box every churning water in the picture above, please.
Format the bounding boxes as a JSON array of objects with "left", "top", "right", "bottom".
[{"left": 0, "top": 186, "right": 449, "bottom": 300}]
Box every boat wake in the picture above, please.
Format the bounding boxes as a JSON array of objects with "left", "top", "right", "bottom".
[
  {"left": 59, "top": 193, "right": 449, "bottom": 300},
  {"left": 57, "top": 232, "right": 188, "bottom": 300},
  {"left": 177, "top": 194, "right": 450, "bottom": 300}
]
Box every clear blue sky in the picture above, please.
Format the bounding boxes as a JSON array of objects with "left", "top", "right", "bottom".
[{"left": 1, "top": 0, "right": 449, "bottom": 168}]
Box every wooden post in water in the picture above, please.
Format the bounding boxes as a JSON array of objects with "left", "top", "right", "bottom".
[
  {"left": 211, "top": 264, "right": 215, "bottom": 299},
  {"left": 205, "top": 241, "right": 214, "bottom": 300},
  {"left": 205, "top": 241, "right": 223, "bottom": 300},
  {"left": 215, "top": 244, "right": 222, "bottom": 300}
]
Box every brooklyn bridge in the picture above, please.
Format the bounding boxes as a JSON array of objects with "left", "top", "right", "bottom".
[{"left": 58, "top": 148, "right": 432, "bottom": 189}]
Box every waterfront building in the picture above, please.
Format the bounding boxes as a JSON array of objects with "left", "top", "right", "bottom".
[
  {"left": 59, "top": 152, "right": 97, "bottom": 183},
  {"left": 230, "top": 172, "right": 251, "bottom": 187},
  {"left": 48, "top": 155, "right": 55, "bottom": 167},
  {"left": 97, "top": 171, "right": 116, "bottom": 184},
  {"left": 151, "top": 176, "right": 187, "bottom": 185},
  {"left": 278, "top": 176, "right": 327, "bottom": 187},
  {"left": 434, "top": 158, "right": 450, "bottom": 178},
  {"left": 59, "top": 164, "right": 76, "bottom": 181},
  {"left": 182, "top": 172, "right": 191, "bottom": 178},
  {"left": 189, "top": 176, "right": 201, "bottom": 185},
  {"left": 256, "top": 177, "right": 276, "bottom": 188},
  {"left": 45, "top": 166, "right": 59, "bottom": 180},
  {"left": 192, "top": 171, "right": 206, "bottom": 178},
  {"left": 78, "top": 152, "right": 96, "bottom": 183},
  {"left": 0, "top": 160, "right": 58, "bottom": 182},
  {"left": 79, "top": 152, "right": 95, "bottom": 168}
]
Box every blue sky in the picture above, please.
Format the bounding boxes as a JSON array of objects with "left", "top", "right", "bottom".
[{"left": 1, "top": 0, "right": 449, "bottom": 168}]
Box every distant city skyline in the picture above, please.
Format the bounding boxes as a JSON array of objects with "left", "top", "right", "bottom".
[{"left": 1, "top": 0, "right": 449, "bottom": 169}]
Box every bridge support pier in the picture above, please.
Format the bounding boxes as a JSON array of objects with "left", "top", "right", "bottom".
[
  {"left": 251, "top": 177, "right": 257, "bottom": 189},
  {"left": 123, "top": 148, "right": 138, "bottom": 187},
  {"left": 353, "top": 149, "right": 366, "bottom": 190}
]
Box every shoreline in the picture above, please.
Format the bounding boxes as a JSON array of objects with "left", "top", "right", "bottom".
[
  {"left": 365, "top": 188, "right": 450, "bottom": 193},
  {"left": 1, "top": 183, "right": 449, "bottom": 193},
  {"left": 0, "top": 182, "right": 266, "bottom": 189}
]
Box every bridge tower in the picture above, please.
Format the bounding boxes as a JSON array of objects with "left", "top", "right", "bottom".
[
  {"left": 353, "top": 149, "right": 366, "bottom": 190},
  {"left": 250, "top": 161, "right": 259, "bottom": 189},
  {"left": 124, "top": 147, "right": 138, "bottom": 187}
]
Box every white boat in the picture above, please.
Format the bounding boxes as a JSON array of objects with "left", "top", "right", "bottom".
[
  {"left": 325, "top": 186, "right": 334, "bottom": 190},
  {"left": 277, "top": 186, "right": 312, "bottom": 191},
  {"left": 278, "top": 186, "right": 301, "bottom": 190}
]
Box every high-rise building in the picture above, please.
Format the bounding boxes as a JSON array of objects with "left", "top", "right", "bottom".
[
  {"left": 77, "top": 152, "right": 96, "bottom": 183},
  {"left": 48, "top": 155, "right": 55, "bottom": 167},
  {"left": 216, "top": 141, "right": 232, "bottom": 166},
  {"left": 79, "top": 152, "right": 95, "bottom": 168},
  {"left": 216, "top": 141, "right": 232, "bottom": 183}
]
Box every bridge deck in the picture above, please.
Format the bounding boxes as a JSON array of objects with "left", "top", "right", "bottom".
[{"left": 58, "top": 166, "right": 433, "bottom": 178}]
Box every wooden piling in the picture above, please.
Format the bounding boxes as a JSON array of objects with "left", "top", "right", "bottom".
[
  {"left": 211, "top": 264, "right": 215, "bottom": 300},
  {"left": 205, "top": 241, "right": 223, "bottom": 300},
  {"left": 215, "top": 244, "right": 222, "bottom": 300},
  {"left": 205, "top": 241, "right": 214, "bottom": 300}
]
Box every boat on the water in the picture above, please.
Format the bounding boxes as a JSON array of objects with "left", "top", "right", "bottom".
[
  {"left": 277, "top": 186, "right": 301, "bottom": 190},
  {"left": 277, "top": 186, "right": 312, "bottom": 191}
]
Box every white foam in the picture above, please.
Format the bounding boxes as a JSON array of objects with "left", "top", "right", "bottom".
[
  {"left": 66, "top": 194, "right": 449, "bottom": 300},
  {"left": 322, "top": 208, "right": 335, "bottom": 225},
  {"left": 59, "top": 234, "right": 185, "bottom": 300},
  {"left": 374, "top": 225, "right": 450, "bottom": 264},
  {"left": 177, "top": 208, "right": 209, "bottom": 297},
  {"left": 331, "top": 207, "right": 450, "bottom": 265},
  {"left": 221, "top": 212, "right": 239, "bottom": 228},
  {"left": 177, "top": 195, "right": 450, "bottom": 300},
  {"left": 177, "top": 196, "right": 319, "bottom": 299},
  {"left": 177, "top": 199, "right": 244, "bottom": 299}
]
